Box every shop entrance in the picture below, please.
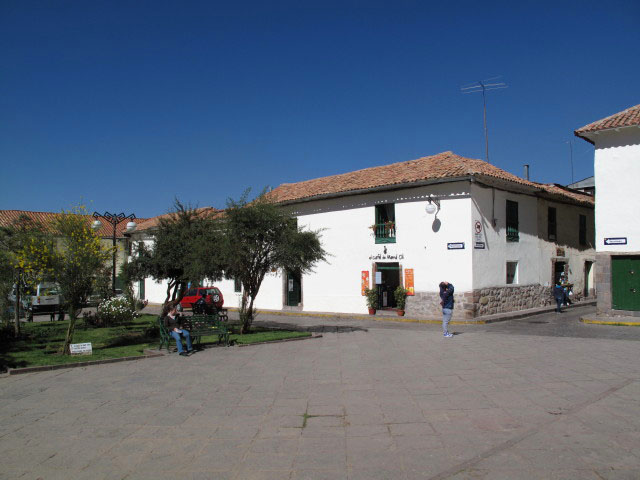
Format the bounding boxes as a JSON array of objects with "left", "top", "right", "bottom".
[
  {"left": 286, "top": 270, "right": 302, "bottom": 307},
  {"left": 376, "top": 262, "right": 401, "bottom": 308}
]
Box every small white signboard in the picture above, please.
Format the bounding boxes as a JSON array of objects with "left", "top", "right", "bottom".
[
  {"left": 70, "top": 343, "right": 92, "bottom": 355},
  {"left": 604, "top": 237, "right": 627, "bottom": 245}
]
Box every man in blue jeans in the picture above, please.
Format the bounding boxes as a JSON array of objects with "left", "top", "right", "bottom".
[
  {"left": 439, "top": 281, "right": 454, "bottom": 338},
  {"left": 163, "top": 305, "right": 193, "bottom": 356}
]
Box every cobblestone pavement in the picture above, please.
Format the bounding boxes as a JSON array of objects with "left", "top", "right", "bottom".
[{"left": 1, "top": 305, "right": 639, "bottom": 479}]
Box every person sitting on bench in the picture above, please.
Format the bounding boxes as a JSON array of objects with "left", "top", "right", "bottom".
[{"left": 163, "top": 304, "right": 193, "bottom": 356}]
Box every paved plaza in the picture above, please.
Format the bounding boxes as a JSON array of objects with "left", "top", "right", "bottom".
[{"left": 1, "top": 305, "right": 639, "bottom": 479}]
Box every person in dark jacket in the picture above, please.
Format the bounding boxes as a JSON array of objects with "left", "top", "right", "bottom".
[
  {"left": 163, "top": 305, "right": 193, "bottom": 356},
  {"left": 553, "top": 283, "right": 565, "bottom": 313},
  {"left": 439, "top": 281, "right": 454, "bottom": 338}
]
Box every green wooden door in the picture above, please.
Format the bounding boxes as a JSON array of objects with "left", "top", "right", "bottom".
[
  {"left": 612, "top": 257, "right": 640, "bottom": 311},
  {"left": 286, "top": 271, "right": 301, "bottom": 307}
]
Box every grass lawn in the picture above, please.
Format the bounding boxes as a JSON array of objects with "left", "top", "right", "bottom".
[{"left": 0, "top": 314, "right": 311, "bottom": 370}]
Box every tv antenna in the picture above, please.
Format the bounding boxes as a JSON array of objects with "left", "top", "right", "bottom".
[
  {"left": 565, "top": 139, "right": 574, "bottom": 184},
  {"left": 461, "top": 76, "right": 508, "bottom": 163}
]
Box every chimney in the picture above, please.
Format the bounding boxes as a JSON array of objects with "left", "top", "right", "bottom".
[{"left": 523, "top": 164, "right": 530, "bottom": 181}]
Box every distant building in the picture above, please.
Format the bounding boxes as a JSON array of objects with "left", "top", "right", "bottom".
[
  {"left": 135, "top": 152, "right": 595, "bottom": 319},
  {"left": 0, "top": 210, "right": 145, "bottom": 291},
  {"left": 575, "top": 103, "right": 640, "bottom": 315},
  {"left": 567, "top": 176, "right": 595, "bottom": 196}
]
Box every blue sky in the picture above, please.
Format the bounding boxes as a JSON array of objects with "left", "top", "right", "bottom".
[{"left": 1, "top": 1, "right": 638, "bottom": 218}]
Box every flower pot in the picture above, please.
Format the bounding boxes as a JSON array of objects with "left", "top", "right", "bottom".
[
  {"left": 397, "top": 309, "right": 405, "bottom": 316},
  {"left": 368, "top": 308, "right": 376, "bottom": 315}
]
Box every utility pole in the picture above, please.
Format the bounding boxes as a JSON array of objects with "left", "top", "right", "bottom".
[
  {"left": 567, "top": 140, "right": 574, "bottom": 184},
  {"left": 461, "top": 77, "right": 508, "bottom": 163},
  {"left": 92, "top": 212, "right": 137, "bottom": 294}
]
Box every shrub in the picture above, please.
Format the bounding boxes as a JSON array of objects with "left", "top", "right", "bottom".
[
  {"left": 394, "top": 286, "right": 409, "bottom": 310},
  {"left": 96, "top": 296, "right": 136, "bottom": 326}
]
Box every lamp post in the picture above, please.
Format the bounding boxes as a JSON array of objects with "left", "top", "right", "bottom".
[{"left": 91, "top": 212, "right": 137, "bottom": 295}]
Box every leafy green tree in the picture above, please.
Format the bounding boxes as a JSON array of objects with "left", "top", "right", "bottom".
[
  {"left": 125, "top": 201, "right": 224, "bottom": 314},
  {"left": 219, "top": 192, "right": 326, "bottom": 333},
  {"left": 0, "top": 215, "right": 51, "bottom": 334},
  {"left": 51, "top": 207, "right": 112, "bottom": 353}
]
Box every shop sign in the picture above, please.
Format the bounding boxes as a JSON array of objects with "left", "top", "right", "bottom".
[
  {"left": 361, "top": 271, "right": 369, "bottom": 295},
  {"left": 404, "top": 269, "right": 414, "bottom": 296}
]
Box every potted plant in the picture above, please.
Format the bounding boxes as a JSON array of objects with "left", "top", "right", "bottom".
[
  {"left": 364, "top": 287, "right": 378, "bottom": 314},
  {"left": 394, "top": 286, "right": 409, "bottom": 316}
]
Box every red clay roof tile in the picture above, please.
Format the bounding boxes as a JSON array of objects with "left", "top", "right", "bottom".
[
  {"left": 265, "top": 151, "right": 593, "bottom": 207},
  {"left": 575, "top": 104, "right": 640, "bottom": 137}
]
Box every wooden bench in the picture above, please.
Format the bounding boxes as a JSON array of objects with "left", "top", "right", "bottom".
[{"left": 157, "top": 314, "right": 230, "bottom": 352}]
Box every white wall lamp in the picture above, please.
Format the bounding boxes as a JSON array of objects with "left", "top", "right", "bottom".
[{"left": 425, "top": 195, "right": 440, "bottom": 215}]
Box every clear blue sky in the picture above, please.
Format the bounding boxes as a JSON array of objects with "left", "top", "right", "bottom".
[{"left": 1, "top": 1, "right": 638, "bottom": 218}]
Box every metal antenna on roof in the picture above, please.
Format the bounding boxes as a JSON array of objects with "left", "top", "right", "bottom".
[
  {"left": 565, "top": 140, "right": 575, "bottom": 184},
  {"left": 461, "top": 76, "right": 508, "bottom": 163}
]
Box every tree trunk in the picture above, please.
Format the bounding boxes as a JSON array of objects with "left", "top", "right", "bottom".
[
  {"left": 13, "top": 279, "right": 21, "bottom": 337},
  {"left": 62, "top": 307, "right": 77, "bottom": 355},
  {"left": 240, "top": 290, "right": 249, "bottom": 334}
]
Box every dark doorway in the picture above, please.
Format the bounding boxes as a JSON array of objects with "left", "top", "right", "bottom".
[
  {"left": 553, "top": 261, "right": 566, "bottom": 285},
  {"left": 376, "top": 262, "right": 400, "bottom": 308},
  {"left": 286, "top": 271, "right": 302, "bottom": 307}
]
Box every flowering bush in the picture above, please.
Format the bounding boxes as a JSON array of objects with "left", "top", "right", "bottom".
[{"left": 96, "top": 296, "right": 136, "bottom": 325}]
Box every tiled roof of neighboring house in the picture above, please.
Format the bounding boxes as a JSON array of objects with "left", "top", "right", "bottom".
[
  {"left": 265, "top": 151, "right": 594, "bottom": 207},
  {"left": 534, "top": 183, "right": 594, "bottom": 206},
  {"left": 0, "top": 210, "right": 147, "bottom": 238},
  {"left": 135, "top": 207, "right": 223, "bottom": 232},
  {"left": 575, "top": 104, "right": 640, "bottom": 140}
]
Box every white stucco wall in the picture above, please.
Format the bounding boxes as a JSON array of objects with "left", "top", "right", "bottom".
[
  {"left": 593, "top": 128, "right": 640, "bottom": 253},
  {"left": 471, "top": 183, "right": 595, "bottom": 294},
  {"left": 212, "top": 182, "right": 474, "bottom": 315},
  {"left": 471, "top": 184, "right": 541, "bottom": 288}
]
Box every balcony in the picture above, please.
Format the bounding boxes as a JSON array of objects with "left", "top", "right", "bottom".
[{"left": 372, "top": 222, "right": 396, "bottom": 244}]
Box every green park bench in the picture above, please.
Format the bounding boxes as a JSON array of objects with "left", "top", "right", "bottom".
[{"left": 157, "top": 314, "right": 230, "bottom": 352}]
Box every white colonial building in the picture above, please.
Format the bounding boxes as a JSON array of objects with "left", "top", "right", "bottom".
[
  {"left": 575, "top": 104, "right": 640, "bottom": 316},
  {"left": 134, "top": 151, "right": 595, "bottom": 320}
]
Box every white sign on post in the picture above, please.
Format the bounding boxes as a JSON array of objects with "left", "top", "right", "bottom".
[{"left": 70, "top": 343, "right": 92, "bottom": 355}]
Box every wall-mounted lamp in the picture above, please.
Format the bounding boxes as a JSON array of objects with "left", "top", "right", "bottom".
[{"left": 425, "top": 196, "right": 440, "bottom": 215}]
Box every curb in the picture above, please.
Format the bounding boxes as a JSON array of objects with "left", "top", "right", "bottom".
[
  {"left": 580, "top": 317, "right": 640, "bottom": 326},
  {"left": 229, "top": 301, "right": 597, "bottom": 326},
  {"left": 7, "top": 350, "right": 164, "bottom": 376},
  {"left": 237, "top": 334, "right": 323, "bottom": 347}
]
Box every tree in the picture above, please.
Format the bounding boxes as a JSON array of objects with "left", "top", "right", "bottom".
[
  {"left": 0, "top": 215, "right": 51, "bottom": 335},
  {"left": 125, "top": 201, "right": 224, "bottom": 314},
  {"left": 51, "top": 207, "right": 112, "bottom": 354},
  {"left": 219, "top": 191, "right": 326, "bottom": 333}
]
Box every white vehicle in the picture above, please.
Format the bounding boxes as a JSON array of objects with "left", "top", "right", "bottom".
[{"left": 30, "top": 282, "right": 63, "bottom": 316}]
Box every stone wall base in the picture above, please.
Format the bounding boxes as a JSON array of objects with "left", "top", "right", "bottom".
[{"left": 406, "top": 284, "right": 586, "bottom": 319}]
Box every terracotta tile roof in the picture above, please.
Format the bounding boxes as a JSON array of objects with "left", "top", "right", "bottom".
[
  {"left": 266, "top": 152, "right": 528, "bottom": 203},
  {"left": 135, "top": 207, "right": 223, "bottom": 232},
  {"left": 0, "top": 210, "right": 147, "bottom": 237},
  {"left": 533, "top": 184, "right": 594, "bottom": 206},
  {"left": 264, "top": 151, "right": 594, "bottom": 207},
  {"left": 575, "top": 104, "right": 640, "bottom": 138}
]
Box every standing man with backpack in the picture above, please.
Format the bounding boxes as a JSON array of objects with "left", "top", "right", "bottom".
[{"left": 439, "top": 281, "right": 454, "bottom": 338}]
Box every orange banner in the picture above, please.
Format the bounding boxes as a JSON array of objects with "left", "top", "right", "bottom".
[
  {"left": 405, "top": 269, "right": 414, "bottom": 296},
  {"left": 361, "top": 271, "right": 370, "bottom": 295}
]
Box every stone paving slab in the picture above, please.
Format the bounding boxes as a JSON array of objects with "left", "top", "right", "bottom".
[{"left": 1, "top": 306, "right": 639, "bottom": 479}]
